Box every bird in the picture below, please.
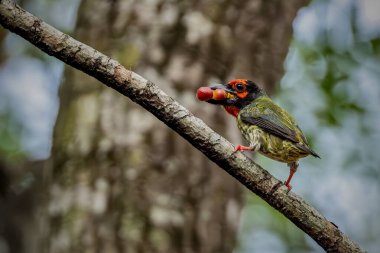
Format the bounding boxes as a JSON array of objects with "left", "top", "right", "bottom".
[{"left": 196, "top": 79, "right": 320, "bottom": 191}]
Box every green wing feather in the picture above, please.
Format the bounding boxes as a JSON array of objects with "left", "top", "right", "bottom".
[
  {"left": 239, "top": 96, "right": 301, "bottom": 142},
  {"left": 240, "top": 112, "right": 299, "bottom": 143},
  {"left": 239, "top": 96, "right": 320, "bottom": 158}
]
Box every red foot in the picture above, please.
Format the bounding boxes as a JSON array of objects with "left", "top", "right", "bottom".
[
  {"left": 284, "top": 182, "right": 293, "bottom": 193},
  {"left": 234, "top": 144, "right": 253, "bottom": 152},
  {"left": 284, "top": 163, "right": 297, "bottom": 193}
]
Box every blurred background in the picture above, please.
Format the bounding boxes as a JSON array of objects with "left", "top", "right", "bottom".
[{"left": 0, "top": 0, "right": 379, "bottom": 252}]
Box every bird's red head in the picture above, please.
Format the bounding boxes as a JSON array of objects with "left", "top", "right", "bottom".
[{"left": 196, "top": 79, "right": 265, "bottom": 117}]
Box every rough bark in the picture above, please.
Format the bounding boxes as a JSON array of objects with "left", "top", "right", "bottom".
[{"left": 0, "top": 0, "right": 365, "bottom": 253}]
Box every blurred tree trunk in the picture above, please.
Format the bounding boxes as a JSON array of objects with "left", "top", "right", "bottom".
[
  {"left": 0, "top": 28, "right": 6, "bottom": 62},
  {"left": 45, "top": 0, "right": 307, "bottom": 253},
  {"left": 1, "top": 1, "right": 41, "bottom": 252}
]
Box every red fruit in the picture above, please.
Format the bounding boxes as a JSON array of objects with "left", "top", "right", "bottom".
[
  {"left": 212, "top": 89, "right": 227, "bottom": 100},
  {"left": 196, "top": 87, "right": 213, "bottom": 101}
]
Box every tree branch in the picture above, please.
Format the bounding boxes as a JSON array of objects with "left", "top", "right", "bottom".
[{"left": 0, "top": 1, "right": 365, "bottom": 252}]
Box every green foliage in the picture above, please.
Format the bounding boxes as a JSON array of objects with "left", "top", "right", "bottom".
[
  {"left": 294, "top": 41, "right": 368, "bottom": 127},
  {"left": 0, "top": 112, "right": 26, "bottom": 162},
  {"left": 370, "top": 38, "right": 380, "bottom": 55}
]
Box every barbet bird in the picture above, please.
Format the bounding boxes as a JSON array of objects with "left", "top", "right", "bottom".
[{"left": 196, "top": 79, "right": 320, "bottom": 191}]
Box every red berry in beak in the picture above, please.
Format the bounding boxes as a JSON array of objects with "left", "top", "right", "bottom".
[
  {"left": 196, "top": 87, "right": 213, "bottom": 101},
  {"left": 212, "top": 89, "right": 227, "bottom": 100}
]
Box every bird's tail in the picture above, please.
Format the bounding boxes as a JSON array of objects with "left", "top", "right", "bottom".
[
  {"left": 296, "top": 143, "right": 321, "bottom": 158},
  {"left": 309, "top": 149, "right": 321, "bottom": 159}
]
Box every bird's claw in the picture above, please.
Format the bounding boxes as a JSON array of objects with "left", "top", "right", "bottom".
[
  {"left": 233, "top": 145, "right": 241, "bottom": 153},
  {"left": 284, "top": 182, "right": 292, "bottom": 193}
]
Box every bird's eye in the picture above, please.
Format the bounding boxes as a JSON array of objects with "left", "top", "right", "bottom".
[{"left": 235, "top": 83, "right": 245, "bottom": 92}]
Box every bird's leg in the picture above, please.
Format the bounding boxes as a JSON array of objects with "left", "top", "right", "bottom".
[
  {"left": 284, "top": 162, "right": 298, "bottom": 192},
  {"left": 234, "top": 144, "right": 253, "bottom": 152},
  {"left": 234, "top": 143, "right": 260, "bottom": 153}
]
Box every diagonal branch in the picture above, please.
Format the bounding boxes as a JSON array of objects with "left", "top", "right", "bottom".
[{"left": 0, "top": 1, "right": 365, "bottom": 252}]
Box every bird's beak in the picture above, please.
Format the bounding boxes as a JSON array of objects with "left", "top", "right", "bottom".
[{"left": 196, "top": 84, "right": 235, "bottom": 105}]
